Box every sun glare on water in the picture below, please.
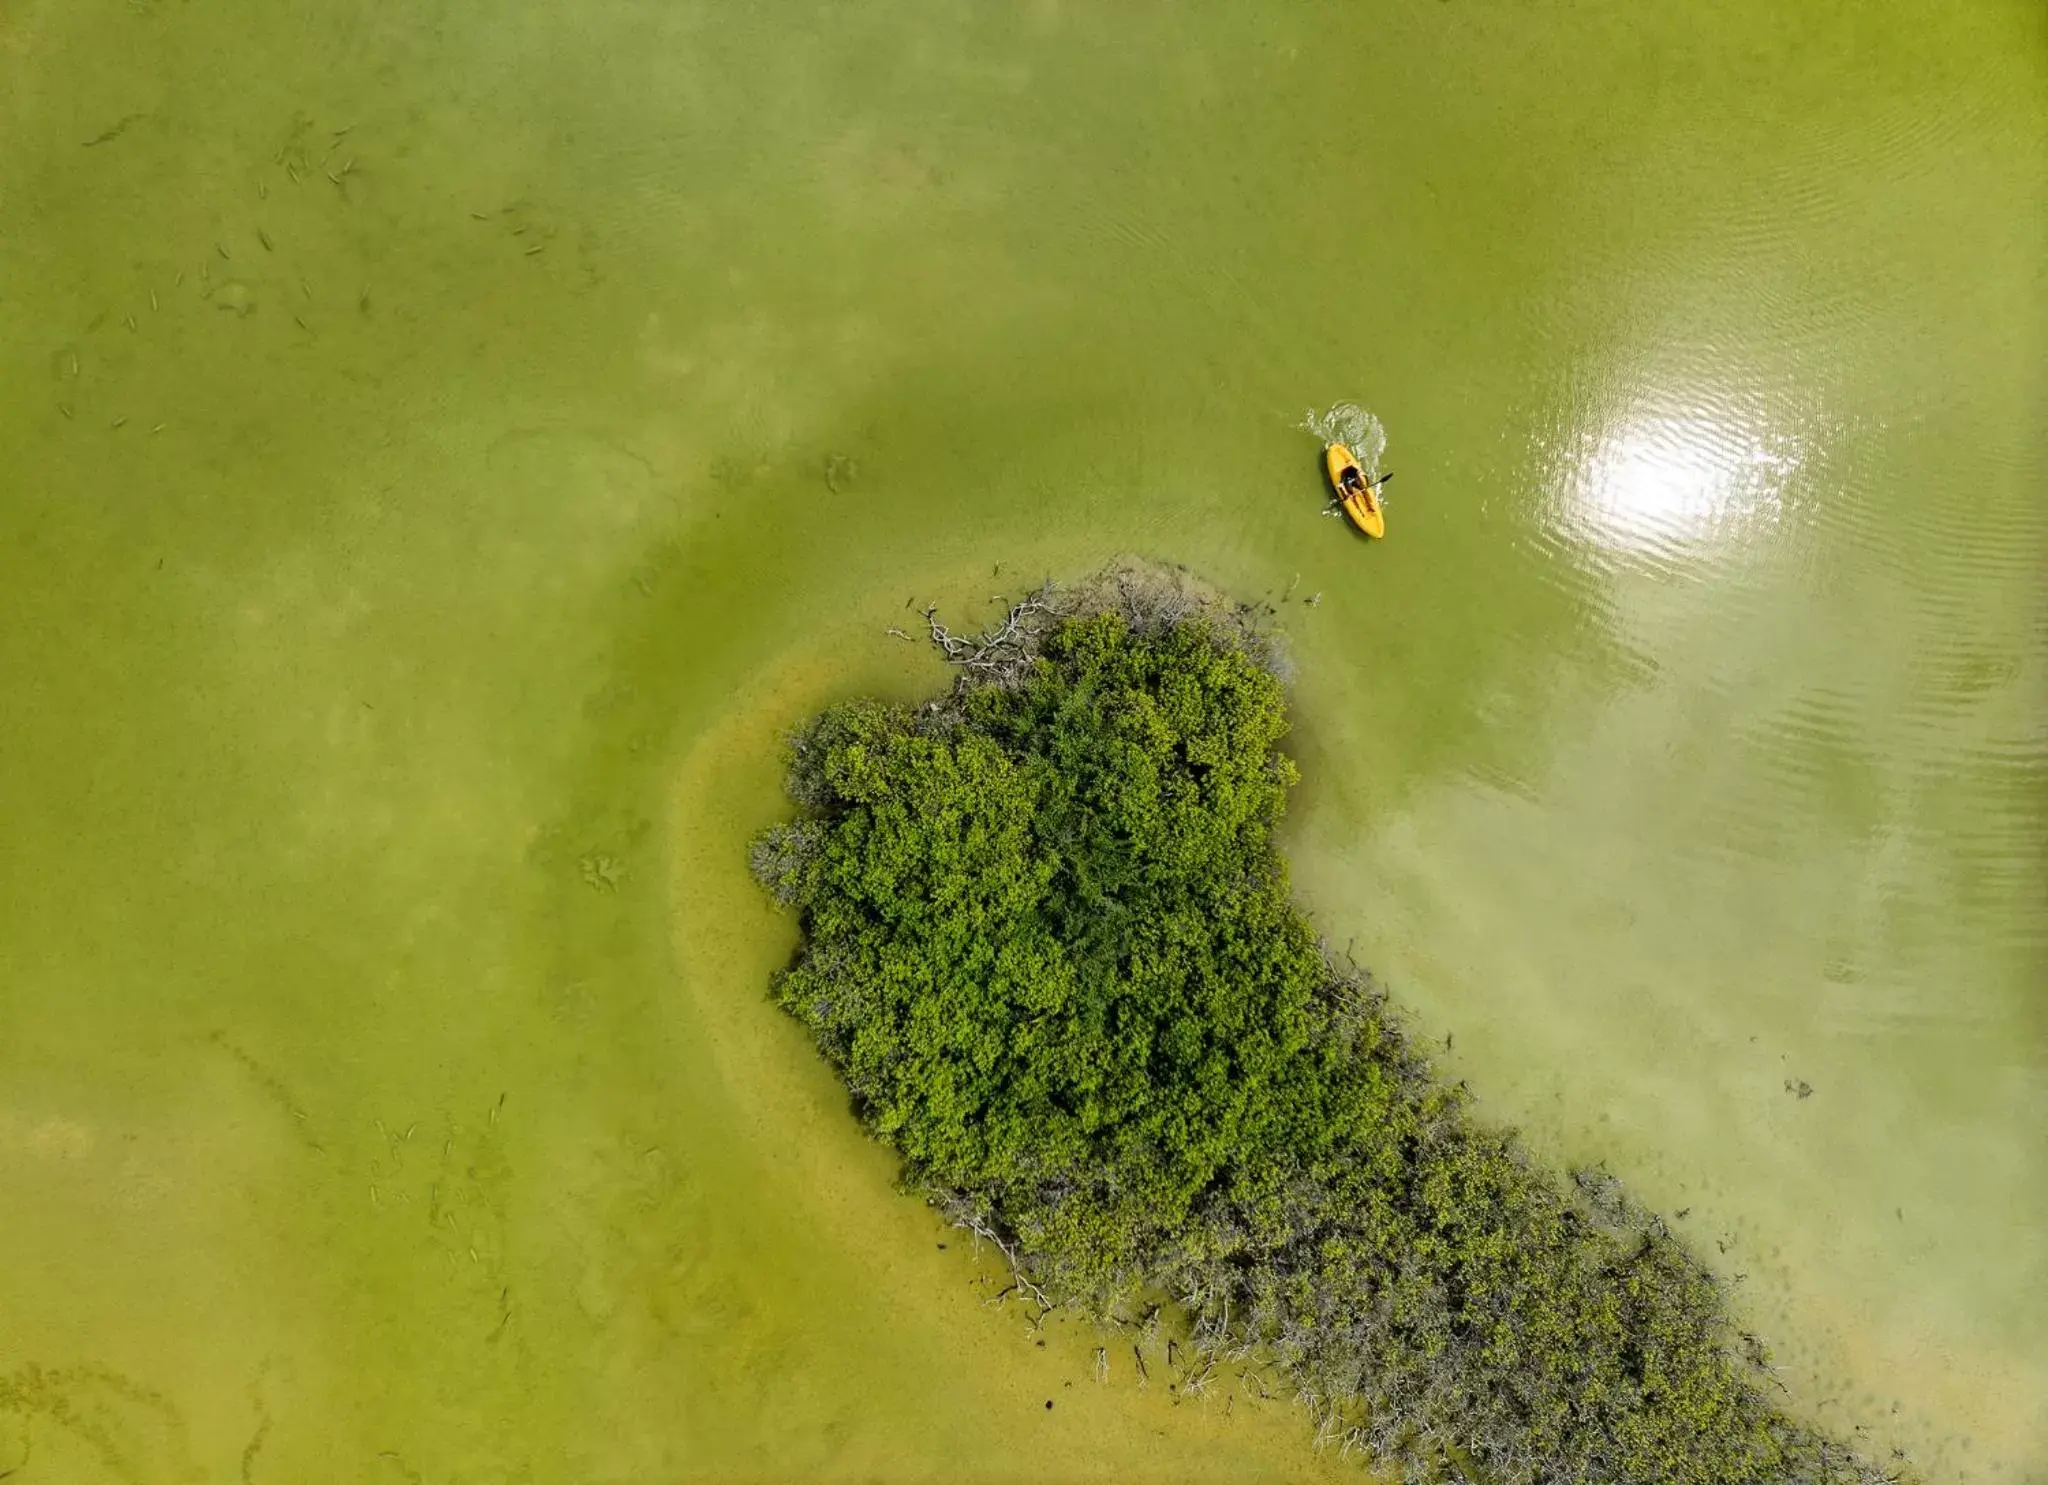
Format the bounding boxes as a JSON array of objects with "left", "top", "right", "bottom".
[{"left": 1543, "top": 384, "right": 1815, "bottom": 567}]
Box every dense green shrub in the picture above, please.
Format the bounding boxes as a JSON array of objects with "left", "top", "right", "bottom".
[{"left": 753, "top": 572, "right": 1898, "bottom": 1485}]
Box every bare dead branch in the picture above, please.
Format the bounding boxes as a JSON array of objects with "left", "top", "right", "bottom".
[{"left": 950, "top": 1210, "right": 1055, "bottom": 1322}]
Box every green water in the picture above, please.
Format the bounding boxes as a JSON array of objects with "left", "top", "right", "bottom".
[{"left": 3, "top": 0, "right": 2042, "bottom": 1479}]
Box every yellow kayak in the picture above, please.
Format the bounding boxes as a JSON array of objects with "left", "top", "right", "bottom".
[{"left": 1325, "top": 443, "right": 1385, "bottom": 539}]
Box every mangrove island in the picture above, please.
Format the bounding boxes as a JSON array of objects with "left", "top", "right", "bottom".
[{"left": 751, "top": 564, "right": 1902, "bottom": 1485}]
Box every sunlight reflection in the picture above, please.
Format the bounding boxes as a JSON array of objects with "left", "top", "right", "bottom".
[{"left": 1548, "top": 391, "right": 1808, "bottom": 564}]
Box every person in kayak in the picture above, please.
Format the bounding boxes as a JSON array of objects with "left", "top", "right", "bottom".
[{"left": 1339, "top": 468, "right": 1392, "bottom": 501}]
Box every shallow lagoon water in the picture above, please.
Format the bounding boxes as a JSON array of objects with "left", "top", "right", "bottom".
[{"left": 2, "top": 0, "right": 2043, "bottom": 1479}]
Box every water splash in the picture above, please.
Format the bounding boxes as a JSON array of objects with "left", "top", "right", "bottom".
[{"left": 1302, "top": 403, "right": 1387, "bottom": 479}]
